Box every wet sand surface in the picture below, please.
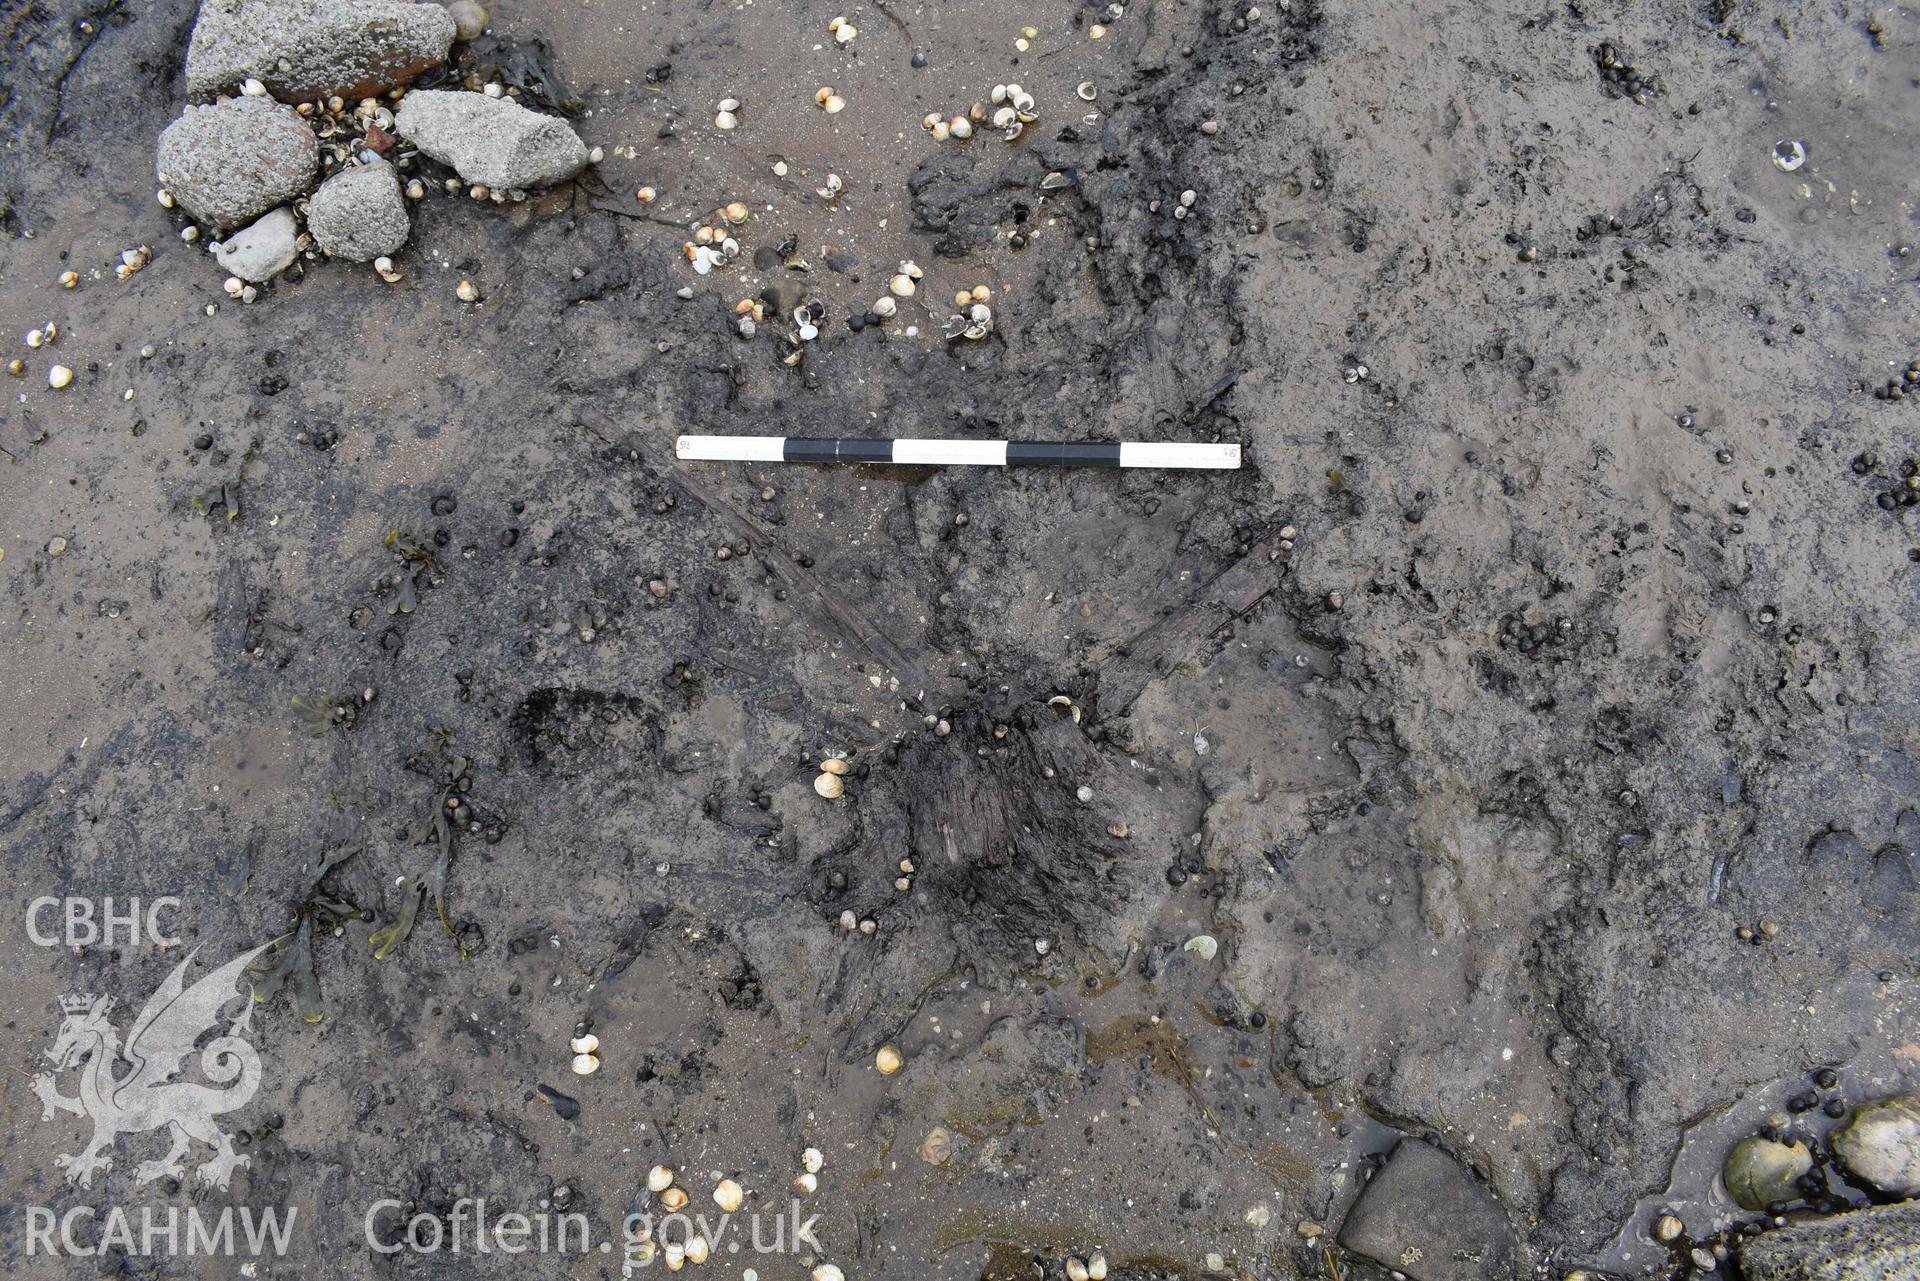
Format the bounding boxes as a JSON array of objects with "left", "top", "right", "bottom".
[{"left": 1, "top": 0, "right": 1918, "bottom": 1277}]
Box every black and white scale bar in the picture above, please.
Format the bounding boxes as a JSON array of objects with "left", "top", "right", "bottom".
[{"left": 676, "top": 436, "right": 1240, "bottom": 470}]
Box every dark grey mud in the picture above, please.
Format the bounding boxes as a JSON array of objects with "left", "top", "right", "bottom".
[{"left": 2, "top": 0, "right": 1918, "bottom": 1279}]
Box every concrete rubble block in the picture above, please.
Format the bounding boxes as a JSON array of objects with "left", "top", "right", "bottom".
[
  {"left": 393, "top": 89, "right": 588, "bottom": 190},
  {"left": 306, "top": 157, "right": 410, "bottom": 260},
  {"left": 156, "top": 97, "right": 320, "bottom": 230},
  {"left": 1739, "top": 1201, "right": 1920, "bottom": 1281},
  {"left": 186, "top": 0, "right": 455, "bottom": 102}
]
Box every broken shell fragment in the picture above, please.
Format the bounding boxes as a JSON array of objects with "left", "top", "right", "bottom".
[
  {"left": 1041, "top": 170, "right": 1076, "bottom": 190},
  {"left": 875, "top": 1044, "right": 904, "bottom": 1075},
  {"left": 713, "top": 1179, "right": 744, "bottom": 1213},
  {"left": 919, "top": 1126, "right": 954, "bottom": 1165},
  {"left": 648, "top": 1164, "right": 675, "bottom": 1193},
  {"left": 1077, "top": 81, "right": 1098, "bottom": 101},
  {"left": 814, "top": 772, "right": 845, "bottom": 799}
]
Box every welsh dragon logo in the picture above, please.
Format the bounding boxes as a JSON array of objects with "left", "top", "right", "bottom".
[{"left": 31, "top": 945, "right": 271, "bottom": 1190}]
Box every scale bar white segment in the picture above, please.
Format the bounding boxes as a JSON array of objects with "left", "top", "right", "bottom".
[
  {"left": 892, "top": 439, "right": 1008, "bottom": 466},
  {"left": 677, "top": 434, "right": 786, "bottom": 462},
  {"left": 1120, "top": 442, "right": 1241, "bottom": 469}
]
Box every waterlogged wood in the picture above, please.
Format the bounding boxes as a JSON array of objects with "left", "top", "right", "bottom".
[{"left": 1097, "top": 539, "right": 1286, "bottom": 713}]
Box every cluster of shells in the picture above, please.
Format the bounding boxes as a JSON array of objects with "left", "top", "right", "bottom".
[
  {"left": 1061, "top": 1255, "right": 1111, "bottom": 1281},
  {"left": 628, "top": 1168, "right": 747, "bottom": 1269},
  {"left": 48, "top": 247, "right": 143, "bottom": 298},
  {"left": 293, "top": 87, "right": 411, "bottom": 182},
  {"left": 779, "top": 298, "right": 829, "bottom": 361},
  {"left": 683, "top": 201, "right": 751, "bottom": 275},
  {"left": 1147, "top": 188, "right": 1200, "bottom": 221},
  {"left": 626, "top": 1160, "right": 840, "bottom": 1273},
  {"left": 943, "top": 284, "right": 994, "bottom": 341},
  {"left": 813, "top": 755, "right": 850, "bottom": 799},
  {"left": 795, "top": 1145, "right": 825, "bottom": 1196},
  {"left": 923, "top": 82, "right": 1036, "bottom": 143},
  {"left": 885, "top": 259, "right": 924, "bottom": 300},
  {"left": 568, "top": 1030, "right": 602, "bottom": 1075},
  {"left": 11, "top": 322, "right": 72, "bottom": 388}
]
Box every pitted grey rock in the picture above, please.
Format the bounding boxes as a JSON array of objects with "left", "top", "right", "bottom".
[
  {"left": 156, "top": 98, "right": 319, "bottom": 230},
  {"left": 186, "top": 0, "right": 454, "bottom": 102},
  {"left": 307, "top": 158, "right": 410, "bottom": 261},
  {"left": 394, "top": 90, "right": 588, "bottom": 190}
]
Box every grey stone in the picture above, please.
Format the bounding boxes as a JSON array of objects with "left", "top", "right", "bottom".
[
  {"left": 445, "top": 0, "right": 487, "bottom": 41},
  {"left": 213, "top": 207, "right": 300, "bottom": 281},
  {"left": 306, "top": 158, "right": 410, "bottom": 260},
  {"left": 1739, "top": 1201, "right": 1920, "bottom": 1281},
  {"left": 1337, "top": 1139, "right": 1517, "bottom": 1281},
  {"left": 156, "top": 98, "right": 319, "bottom": 230},
  {"left": 394, "top": 89, "right": 588, "bottom": 190},
  {"left": 1727, "top": 1135, "right": 1816, "bottom": 1211},
  {"left": 185, "top": 0, "right": 454, "bottom": 102},
  {"left": 1832, "top": 1095, "right": 1920, "bottom": 1198}
]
